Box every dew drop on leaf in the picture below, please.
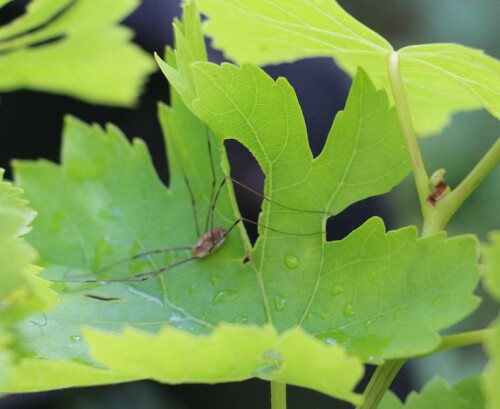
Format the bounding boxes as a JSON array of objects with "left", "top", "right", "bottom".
[
  {"left": 210, "top": 275, "right": 221, "bottom": 286},
  {"left": 320, "top": 311, "right": 330, "bottom": 320},
  {"left": 69, "top": 335, "right": 81, "bottom": 342},
  {"left": 211, "top": 289, "right": 238, "bottom": 304},
  {"left": 306, "top": 312, "right": 315, "bottom": 321},
  {"left": 331, "top": 284, "right": 345, "bottom": 296},
  {"left": 284, "top": 252, "right": 300, "bottom": 269},
  {"left": 323, "top": 338, "right": 338, "bottom": 346},
  {"left": 273, "top": 295, "right": 287, "bottom": 311},
  {"left": 343, "top": 303, "right": 356, "bottom": 318}
]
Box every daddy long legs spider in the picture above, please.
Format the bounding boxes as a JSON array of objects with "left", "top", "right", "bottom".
[{"left": 50, "top": 123, "right": 332, "bottom": 285}]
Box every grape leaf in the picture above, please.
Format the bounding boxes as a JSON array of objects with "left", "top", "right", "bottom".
[
  {"left": 484, "top": 320, "right": 500, "bottom": 409},
  {"left": 0, "top": 0, "right": 155, "bottom": 106},
  {"left": 197, "top": 0, "right": 500, "bottom": 136},
  {"left": 482, "top": 232, "right": 500, "bottom": 302},
  {"left": 380, "top": 376, "right": 485, "bottom": 409},
  {"left": 84, "top": 324, "right": 363, "bottom": 404},
  {"left": 5, "top": 3, "right": 479, "bottom": 398}
]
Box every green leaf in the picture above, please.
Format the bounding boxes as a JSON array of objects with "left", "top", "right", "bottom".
[
  {"left": 4, "top": 357, "right": 138, "bottom": 392},
  {"left": 7, "top": 3, "right": 480, "bottom": 396},
  {"left": 392, "top": 376, "right": 485, "bottom": 409},
  {"left": 484, "top": 319, "right": 500, "bottom": 409},
  {"left": 0, "top": 170, "right": 56, "bottom": 324},
  {"left": 0, "top": 0, "right": 155, "bottom": 106},
  {"left": 482, "top": 232, "right": 500, "bottom": 302},
  {"left": 84, "top": 324, "right": 363, "bottom": 404},
  {"left": 198, "top": 0, "right": 500, "bottom": 135}
]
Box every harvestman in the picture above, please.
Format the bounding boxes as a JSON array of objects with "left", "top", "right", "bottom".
[{"left": 53, "top": 127, "right": 332, "bottom": 284}]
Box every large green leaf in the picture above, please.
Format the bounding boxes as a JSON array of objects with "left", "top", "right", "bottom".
[
  {"left": 0, "top": 0, "right": 155, "bottom": 106},
  {"left": 197, "top": 0, "right": 500, "bottom": 136},
  {"left": 84, "top": 324, "right": 363, "bottom": 404},
  {"left": 5, "top": 2, "right": 480, "bottom": 398},
  {"left": 380, "top": 376, "right": 485, "bottom": 409}
]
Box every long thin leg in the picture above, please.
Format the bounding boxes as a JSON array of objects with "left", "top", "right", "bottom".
[
  {"left": 93, "top": 246, "right": 192, "bottom": 275},
  {"left": 205, "top": 126, "right": 218, "bottom": 234},
  {"left": 170, "top": 137, "right": 201, "bottom": 238},
  {"left": 229, "top": 177, "right": 334, "bottom": 217},
  {"left": 53, "top": 257, "right": 197, "bottom": 283}
]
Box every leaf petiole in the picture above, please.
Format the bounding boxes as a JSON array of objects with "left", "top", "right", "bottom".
[
  {"left": 355, "top": 359, "right": 406, "bottom": 409},
  {"left": 271, "top": 381, "right": 287, "bottom": 409},
  {"left": 387, "top": 51, "right": 430, "bottom": 210}
]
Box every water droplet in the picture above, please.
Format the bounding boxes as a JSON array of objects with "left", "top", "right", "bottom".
[
  {"left": 211, "top": 290, "right": 238, "bottom": 304},
  {"left": 98, "top": 206, "right": 123, "bottom": 221},
  {"left": 284, "top": 253, "right": 300, "bottom": 269},
  {"left": 233, "top": 315, "right": 248, "bottom": 324},
  {"left": 188, "top": 284, "right": 199, "bottom": 294},
  {"left": 367, "top": 355, "right": 376, "bottom": 363},
  {"left": 169, "top": 313, "right": 183, "bottom": 323},
  {"left": 393, "top": 306, "right": 407, "bottom": 320},
  {"left": 253, "top": 349, "right": 284, "bottom": 376},
  {"left": 273, "top": 295, "right": 287, "bottom": 311},
  {"left": 320, "top": 311, "right": 329, "bottom": 320},
  {"left": 324, "top": 338, "right": 338, "bottom": 346},
  {"left": 331, "top": 284, "right": 344, "bottom": 296},
  {"left": 343, "top": 303, "right": 356, "bottom": 318},
  {"left": 210, "top": 275, "right": 221, "bottom": 286},
  {"left": 363, "top": 319, "right": 374, "bottom": 331},
  {"left": 262, "top": 349, "right": 283, "bottom": 367},
  {"left": 70, "top": 335, "right": 81, "bottom": 342},
  {"left": 306, "top": 312, "right": 315, "bottom": 321}
]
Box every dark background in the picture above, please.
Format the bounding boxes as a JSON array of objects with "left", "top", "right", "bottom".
[{"left": 1, "top": 0, "right": 498, "bottom": 408}]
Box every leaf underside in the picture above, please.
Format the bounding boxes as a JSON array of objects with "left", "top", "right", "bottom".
[
  {"left": 198, "top": 0, "right": 500, "bottom": 136},
  {"left": 0, "top": 0, "right": 155, "bottom": 105}
]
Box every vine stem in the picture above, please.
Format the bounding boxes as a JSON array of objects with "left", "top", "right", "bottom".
[{"left": 271, "top": 381, "right": 287, "bottom": 409}]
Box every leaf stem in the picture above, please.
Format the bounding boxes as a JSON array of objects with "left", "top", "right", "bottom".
[
  {"left": 355, "top": 360, "right": 406, "bottom": 409},
  {"left": 271, "top": 381, "right": 287, "bottom": 409},
  {"left": 423, "top": 137, "right": 500, "bottom": 235},
  {"left": 387, "top": 51, "right": 430, "bottom": 208},
  {"left": 429, "top": 329, "right": 490, "bottom": 355}
]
